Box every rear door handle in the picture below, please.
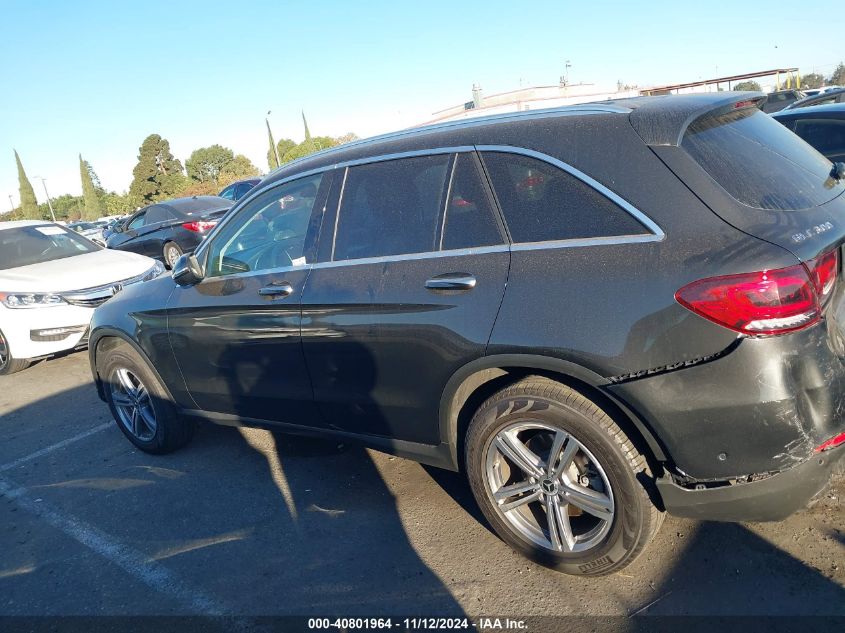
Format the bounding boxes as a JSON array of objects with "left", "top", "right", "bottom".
[
  {"left": 258, "top": 282, "right": 294, "bottom": 297},
  {"left": 425, "top": 273, "right": 477, "bottom": 291}
]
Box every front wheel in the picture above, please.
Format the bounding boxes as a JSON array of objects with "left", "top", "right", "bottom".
[
  {"left": 465, "top": 376, "right": 663, "bottom": 576},
  {"left": 98, "top": 340, "right": 194, "bottom": 453},
  {"left": 0, "top": 329, "right": 30, "bottom": 375},
  {"left": 163, "top": 242, "right": 183, "bottom": 269}
]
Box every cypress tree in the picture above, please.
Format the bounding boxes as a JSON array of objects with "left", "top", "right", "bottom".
[
  {"left": 128, "top": 134, "right": 186, "bottom": 206},
  {"left": 266, "top": 119, "right": 279, "bottom": 171},
  {"left": 79, "top": 154, "right": 103, "bottom": 219},
  {"left": 14, "top": 150, "right": 39, "bottom": 220}
]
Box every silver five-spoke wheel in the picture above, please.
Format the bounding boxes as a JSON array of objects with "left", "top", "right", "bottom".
[
  {"left": 485, "top": 422, "right": 614, "bottom": 553},
  {"left": 110, "top": 367, "right": 157, "bottom": 441}
]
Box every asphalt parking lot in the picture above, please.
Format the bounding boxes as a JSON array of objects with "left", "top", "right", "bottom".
[{"left": 1, "top": 351, "right": 844, "bottom": 621}]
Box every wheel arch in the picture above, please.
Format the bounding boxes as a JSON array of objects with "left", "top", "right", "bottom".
[
  {"left": 439, "top": 354, "right": 669, "bottom": 473},
  {"left": 89, "top": 328, "right": 177, "bottom": 405}
]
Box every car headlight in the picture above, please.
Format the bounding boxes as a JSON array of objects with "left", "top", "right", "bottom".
[{"left": 0, "top": 293, "right": 67, "bottom": 309}]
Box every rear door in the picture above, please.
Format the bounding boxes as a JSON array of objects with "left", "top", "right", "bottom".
[{"left": 300, "top": 151, "right": 510, "bottom": 445}]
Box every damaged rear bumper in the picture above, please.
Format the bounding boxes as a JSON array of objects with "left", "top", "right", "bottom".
[{"left": 656, "top": 444, "right": 844, "bottom": 522}]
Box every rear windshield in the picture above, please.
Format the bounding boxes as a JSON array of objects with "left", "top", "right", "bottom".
[
  {"left": 681, "top": 106, "right": 840, "bottom": 210},
  {"left": 0, "top": 225, "right": 99, "bottom": 270}
]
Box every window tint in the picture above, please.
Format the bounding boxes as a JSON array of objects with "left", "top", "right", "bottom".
[
  {"left": 481, "top": 152, "right": 646, "bottom": 243},
  {"left": 794, "top": 119, "right": 845, "bottom": 157},
  {"left": 206, "top": 174, "right": 323, "bottom": 277},
  {"left": 682, "top": 107, "right": 838, "bottom": 210},
  {"left": 127, "top": 212, "right": 146, "bottom": 230},
  {"left": 234, "top": 183, "right": 253, "bottom": 200},
  {"left": 145, "top": 206, "right": 174, "bottom": 224},
  {"left": 333, "top": 155, "right": 450, "bottom": 260},
  {"left": 440, "top": 153, "right": 503, "bottom": 250},
  {"left": 218, "top": 186, "right": 236, "bottom": 201}
]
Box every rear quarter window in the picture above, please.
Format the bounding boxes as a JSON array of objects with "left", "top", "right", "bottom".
[
  {"left": 480, "top": 152, "right": 648, "bottom": 243},
  {"left": 681, "top": 107, "right": 839, "bottom": 210}
]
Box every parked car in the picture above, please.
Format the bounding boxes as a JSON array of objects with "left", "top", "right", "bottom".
[
  {"left": 761, "top": 88, "right": 806, "bottom": 113},
  {"left": 218, "top": 178, "right": 261, "bottom": 202},
  {"left": 782, "top": 87, "right": 845, "bottom": 111},
  {"left": 68, "top": 220, "right": 108, "bottom": 246},
  {"left": 0, "top": 221, "right": 163, "bottom": 375},
  {"left": 773, "top": 102, "right": 845, "bottom": 162},
  {"left": 106, "top": 196, "right": 232, "bottom": 268},
  {"left": 89, "top": 93, "right": 845, "bottom": 576},
  {"left": 101, "top": 216, "right": 129, "bottom": 242}
]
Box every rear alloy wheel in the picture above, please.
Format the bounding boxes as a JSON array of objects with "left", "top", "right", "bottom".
[
  {"left": 0, "top": 329, "right": 30, "bottom": 375},
  {"left": 163, "top": 242, "right": 183, "bottom": 269},
  {"left": 466, "top": 376, "right": 663, "bottom": 576},
  {"left": 99, "top": 340, "right": 194, "bottom": 453}
]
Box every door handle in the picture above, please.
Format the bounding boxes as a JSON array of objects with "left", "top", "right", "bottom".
[
  {"left": 258, "top": 282, "right": 294, "bottom": 297},
  {"left": 425, "top": 273, "right": 477, "bottom": 291}
]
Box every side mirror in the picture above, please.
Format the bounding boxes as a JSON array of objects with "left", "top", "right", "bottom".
[
  {"left": 113, "top": 224, "right": 124, "bottom": 233},
  {"left": 831, "top": 162, "right": 845, "bottom": 182},
  {"left": 172, "top": 254, "right": 204, "bottom": 286}
]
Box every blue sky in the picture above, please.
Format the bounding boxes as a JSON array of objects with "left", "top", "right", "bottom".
[{"left": 0, "top": 0, "right": 841, "bottom": 208}]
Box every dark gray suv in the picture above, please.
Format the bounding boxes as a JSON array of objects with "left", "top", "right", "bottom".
[{"left": 89, "top": 93, "right": 845, "bottom": 576}]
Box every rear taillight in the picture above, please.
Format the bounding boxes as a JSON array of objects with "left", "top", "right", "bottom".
[
  {"left": 676, "top": 249, "right": 839, "bottom": 336},
  {"left": 806, "top": 249, "right": 839, "bottom": 307},
  {"left": 182, "top": 220, "right": 217, "bottom": 232},
  {"left": 815, "top": 432, "right": 845, "bottom": 453}
]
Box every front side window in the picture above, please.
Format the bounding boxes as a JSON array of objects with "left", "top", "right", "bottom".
[
  {"left": 218, "top": 185, "right": 236, "bottom": 201},
  {"left": 481, "top": 152, "right": 646, "bottom": 243},
  {"left": 0, "top": 225, "right": 99, "bottom": 270},
  {"left": 332, "top": 155, "right": 450, "bottom": 261},
  {"left": 205, "top": 174, "right": 323, "bottom": 277},
  {"left": 127, "top": 212, "right": 147, "bottom": 230}
]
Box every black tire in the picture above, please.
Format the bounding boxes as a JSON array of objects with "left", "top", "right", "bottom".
[
  {"left": 465, "top": 376, "right": 663, "bottom": 576},
  {"left": 98, "top": 340, "right": 194, "bottom": 454},
  {"left": 0, "top": 329, "right": 30, "bottom": 375},
  {"left": 163, "top": 242, "right": 183, "bottom": 269}
]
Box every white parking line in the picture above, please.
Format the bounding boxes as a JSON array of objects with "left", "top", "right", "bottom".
[
  {"left": 0, "top": 474, "right": 237, "bottom": 619},
  {"left": 0, "top": 422, "right": 112, "bottom": 473}
]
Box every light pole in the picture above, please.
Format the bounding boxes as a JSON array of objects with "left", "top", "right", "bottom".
[
  {"left": 34, "top": 176, "right": 57, "bottom": 222},
  {"left": 7, "top": 195, "right": 13, "bottom": 213}
]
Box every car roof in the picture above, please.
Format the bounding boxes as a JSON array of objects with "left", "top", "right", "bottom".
[
  {"left": 784, "top": 87, "right": 845, "bottom": 110},
  {"left": 147, "top": 195, "right": 233, "bottom": 215},
  {"left": 0, "top": 220, "right": 52, "bottom": 231},
  {"left": 261, "top": 92, "right": 762, "bottom": 188},
  {"left": 773, "top": 102, "right": 845, "bottom": 120}
]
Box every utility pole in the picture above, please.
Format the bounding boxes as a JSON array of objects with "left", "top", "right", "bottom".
[{"left": 35, "top": 177, "right": 57, "bottom": 222}]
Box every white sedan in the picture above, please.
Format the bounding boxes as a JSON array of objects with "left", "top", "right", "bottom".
[{"left": 0, "top": 220, "right": 164, "bottom": 375}]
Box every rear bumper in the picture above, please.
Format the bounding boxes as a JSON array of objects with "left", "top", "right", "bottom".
[{"left": 657, "top": 444, "right": 844, "bottom": 522}]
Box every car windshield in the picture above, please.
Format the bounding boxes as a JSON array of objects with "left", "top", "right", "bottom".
[
  {"left": 0, "top": 225, "right": 100, "bottom": 270},
  {"left": 682, "top": 106, "right": 841, "bottom": 210}
]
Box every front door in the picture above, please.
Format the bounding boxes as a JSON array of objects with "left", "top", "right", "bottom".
[
  {"left": 301, "top": 152, "right": 510, "bottom": 445},
  {"left": 167, "top": 172, "right": 332, "bottom": 424}
]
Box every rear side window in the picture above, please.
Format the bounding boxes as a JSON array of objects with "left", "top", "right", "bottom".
[
  {"left": 440, "top": 153, "right": 503, "bottom": 250},
  {"left": 333, "top": 155, "right": 450, "bottom": 260},
  {"left": 145, "top": 206, "right": 175, "bottom": 224},
  {"left": 794, "top": 119, "right": 845, "bottom": 158},
  {"left": 682, "top": 107, "right": 838, "bottom": 210},
  {"left": 481, "top": 152, "right": 646, "bottom": 243}
]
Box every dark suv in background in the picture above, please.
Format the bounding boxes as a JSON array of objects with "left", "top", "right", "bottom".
[
  {"left": 106, "top": 195, "right": 233, "bottom": 268},
  {"left": 89, "top": 93, "right": 845, "bottom": 576}
]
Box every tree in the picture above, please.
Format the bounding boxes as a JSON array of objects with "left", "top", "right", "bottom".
[
  {"left": 186, "top": 144, "right": 234, "bottom": 184},
  {"left": 802, "top": 73, "right": 825, "bottom": 89},
  {"left": 335, "top": 133, "right": 359, "bottom": 145},
  {"left": 829, "top": 62, "right": 845, "bottom": 87},
  {"left": 266, "top": 119, "right": 279, "bottom": 171},
  {"left": 79, "top": 154, "right": 103, "bottom": 219},
  {"left": 14, "top": 150, "right": 39, "bottom": 219},
  {"left": 275, "top": 138, "right": 296, "bottom": 162},
  {"left": 733, "top": 80, "right": 761, "bottom": 92},
  {"left": 128, "top": 134, "right": 186, "bottom": 206},
  {"left": 102, "top": 191, "right": 136, "bottom": 215},
  {"left": 218, "top": 154, "right": 260, "bottom": 186}
]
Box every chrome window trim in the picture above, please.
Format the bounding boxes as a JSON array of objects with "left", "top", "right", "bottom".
[{"left": 475, "top": 145, "right": 666, "bottom": 240}]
